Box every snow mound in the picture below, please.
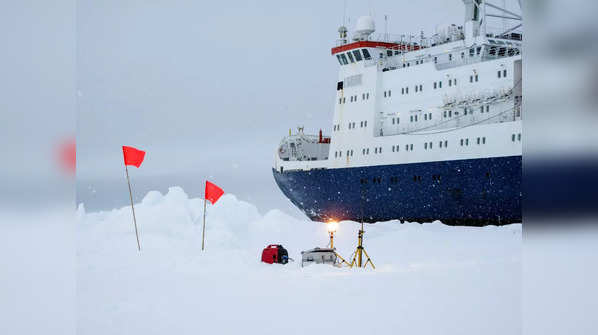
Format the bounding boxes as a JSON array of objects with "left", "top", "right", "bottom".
[{"left": 78, "top": 187, "right": 522, "bottom": 335}]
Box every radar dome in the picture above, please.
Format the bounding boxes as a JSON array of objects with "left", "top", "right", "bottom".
[{"left": 353, "top": 16, "right": 375, "bottom": 41}]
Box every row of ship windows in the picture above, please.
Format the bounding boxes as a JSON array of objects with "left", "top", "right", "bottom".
[
  {"left": 333, "top": 136, "right": 494, "bottom": 159},
  {"left": 396, "top": 73, "right": 490, "bottom": 96},
  {"left": 335, "top": 48, "right": 373, "bottom": 65},
  {"left": 339, "top": 92, "right": 371, "bottom": 104},
  {"left": 359, "top": 171, "right": 493, "bottom": 185},
  {"left": 340, "top": 70, "right": 506, "bottom": 103},
  {"left": 512, "top": 133, "right": 522, "bottom": 141},
  {"left": 338, "top": 45, "right": 518, "bottom": 68},
  {"left": 444, "top": 105, "right": 491, "bottom": 118},
  {"left": 340, "top": 104, "right": 495, "bottom": 132},
  {"left": 460, "top": 137, "right": 487, "bottom": 146},
  {"left": 334, "top": 120, "right": 368, "bottom": 131}
]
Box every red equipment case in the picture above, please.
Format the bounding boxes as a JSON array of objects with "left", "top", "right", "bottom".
[{"left": 261, "top": 244, "right": 288, "bottom": 264}]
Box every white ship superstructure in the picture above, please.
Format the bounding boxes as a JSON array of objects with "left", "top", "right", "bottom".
[{"left": 273, "top": 0, "right": 523, "bottom": 226}]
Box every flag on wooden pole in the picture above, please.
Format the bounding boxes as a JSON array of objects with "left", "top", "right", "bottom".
[
  {"left": 202, "top": 181, "right": 224, "bottom": 251},
  {"left": 122, "top": 145, "right": 146, "bottom": 251}
]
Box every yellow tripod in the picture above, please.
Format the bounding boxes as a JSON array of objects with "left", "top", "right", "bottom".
[
  {"left": 349, "top": 224, "right": 375, "bottom": 269},
  {"left": 329, "top": 230, "right": 351, "bottom": 267}
]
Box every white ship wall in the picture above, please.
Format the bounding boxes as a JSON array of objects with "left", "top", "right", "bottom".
[{"left": 274, "top": 39, "right": 522, "bottom": 173}]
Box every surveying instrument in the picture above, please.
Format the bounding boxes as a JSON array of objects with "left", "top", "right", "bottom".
[
  {"left": 327, "top": 221, "right": 351, "bottom": 267},
  {"left": 348, "top": 183, "right": 375, "bottom": 269}
]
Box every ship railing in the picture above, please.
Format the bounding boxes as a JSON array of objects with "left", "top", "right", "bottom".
[{"left": 275, "top": 159, "right": 328, "bottom": 173}]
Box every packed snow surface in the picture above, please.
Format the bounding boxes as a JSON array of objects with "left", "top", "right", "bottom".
[{"left": 78, "top": 187, "right": 521, "bottom": 335}]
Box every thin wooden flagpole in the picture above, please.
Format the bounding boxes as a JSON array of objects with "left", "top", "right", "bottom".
[
  {"left": 125, "top": 164, "right": 141, "bottom": 251},
  {"left": 201, "top": 197, "right": 207, "bottom": 251}
]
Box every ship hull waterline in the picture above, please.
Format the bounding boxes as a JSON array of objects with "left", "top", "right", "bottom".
[{"left": 273, "top": 156, "right": 521, "bottom": 226}]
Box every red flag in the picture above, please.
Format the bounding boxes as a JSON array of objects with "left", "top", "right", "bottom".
[
  {"left": 205, "top": 181, "right": 224, "bottom": 204},
  {"left": 58, "top": 137, "right": 76, "bottom": 175},
  {"left": 122, "top": 146, "right": 146, "bottom": 168}
]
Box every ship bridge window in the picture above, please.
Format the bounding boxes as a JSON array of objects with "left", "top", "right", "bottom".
[
  {"left": 387, "top": 50, "right": 393, "bottom": 57},
  {"left": 439, "top": 81, "right": 442, "bottom": 88},
  {"left": 336, "top": 55, "right": 343, "bottom": 65},
  {"left": 347, "top": 52, "right": 355, "bottom": 63},
  {"left": 434, "top": 82, "right": 437, "bottom": 89},
  {"left": 340, "top": 53, "right": 348, "bottom": 65},
  {"left": 353, "top": 50, "right": 363, "bottom": 61},
  {"left": 469, "top": 48, "right": 474, "bottom": 57},
  {"left": 503, "top": 69, "right": 507, "bottom": 77},
  {"left": 476, "top": 47, "right": 482, "bottom": 55},
  {"left": 361, "top": 49, "right": 372, "bottom": 60}
]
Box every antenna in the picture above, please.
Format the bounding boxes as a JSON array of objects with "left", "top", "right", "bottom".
[
  {"left": 384, "top": 15, "right": 388, "bottom": 42},
  {"left": 343, "top": 0, "right": 347, "bottom": 27}
]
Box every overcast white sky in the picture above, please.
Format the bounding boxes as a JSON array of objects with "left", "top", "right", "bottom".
[{"left": 76, "top": 0, "right": 466, "bottom": 213}]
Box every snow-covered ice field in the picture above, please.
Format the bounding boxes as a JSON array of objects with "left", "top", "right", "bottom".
[{"left": 77, "top": 187, "right": 521, "bottom": 335}]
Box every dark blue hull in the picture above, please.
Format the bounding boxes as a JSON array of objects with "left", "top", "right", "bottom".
[{"left": 273, "top": 156, "right": 521, "bottom": 226}]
